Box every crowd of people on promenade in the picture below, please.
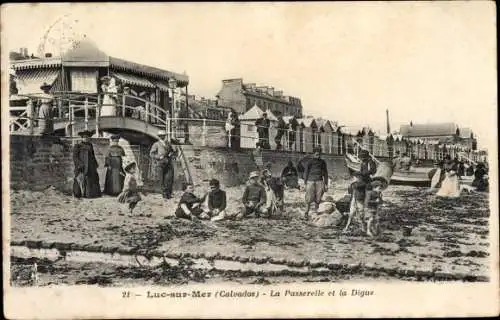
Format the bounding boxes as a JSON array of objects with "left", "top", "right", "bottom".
[{"left": 225, "top": 111, "right": 300, "bottom": 151}]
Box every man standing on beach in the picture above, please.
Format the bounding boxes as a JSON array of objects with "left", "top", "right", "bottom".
[
  {"left": 150, "top": 130, "right": 176, "bottom": 199},
  {"left": 303, "top": 146, "right": 329, "bottom": 219}
]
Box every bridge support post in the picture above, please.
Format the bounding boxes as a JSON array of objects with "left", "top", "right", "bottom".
[
  {"left": 70, "top": 104, "right": 75, "bottom": 137},
  {"left": 84, "top": 97, "right": 89, "bottom": 131},
  {"left": 202, "top": 118, "right": 207, "bottom": 146},
  {"left": 145, "top": 102, "right": 150, "bottom": 124},
  {"left": 28, "top": 99, "right": 34, "bottom": 136},
  {"left": 96, "top": 94, "right": 100, "bottom": 137},
  {"left": 122, "top": 94, "right": 126, "bottom": 118}
]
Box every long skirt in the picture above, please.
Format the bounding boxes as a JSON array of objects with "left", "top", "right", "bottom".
[
  {"left": 73, "top": 172, "right": 102, "bottom": 198},
  {"left": 436, "top": 172, "right": 460, "bottom": 198},
  {"left": 101, "top": 95, "right": 117, "bottom": 116},
  {"left": 104, "top": 166, "right": 124, "bottom": 196}
]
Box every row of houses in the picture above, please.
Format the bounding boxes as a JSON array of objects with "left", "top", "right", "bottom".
[
  {"left": 233, "top": 104, "right": 484, "bottom": 162},
  {"left": 9, "top": 39, "right": 484, "bottom": 162}
]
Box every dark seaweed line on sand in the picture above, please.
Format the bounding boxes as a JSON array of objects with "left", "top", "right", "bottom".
[{"left": 11, "top": 240, "right": 489, "bottom": 282}]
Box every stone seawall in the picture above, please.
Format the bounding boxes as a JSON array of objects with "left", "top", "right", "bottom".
[{"left": 9, "top": 135, "right": 351, "bottom": 193}]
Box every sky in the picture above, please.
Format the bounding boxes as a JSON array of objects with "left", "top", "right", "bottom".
[{"left": 2, "top": 2, "right": 496, "bottom": 148}]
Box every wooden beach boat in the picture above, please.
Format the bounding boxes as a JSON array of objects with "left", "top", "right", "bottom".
[{"left": 345, "top": 153, "right": 473, "bottom": 187}]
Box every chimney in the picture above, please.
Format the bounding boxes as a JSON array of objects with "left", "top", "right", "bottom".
[
  {"left": 19, "top": 48, "right": 24, "bottom": 56},
  {"left": 410, "top": 121, "right": 413, "bottom": 127},
  {"left": 23, "top": 48, "right": 29, "bottom": 57},
  {"left": 386, "top": 109, "right": 391, "bottom": 134}
]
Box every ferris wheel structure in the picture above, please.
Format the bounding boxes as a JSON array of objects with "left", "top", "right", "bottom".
[{"left": 36, "top": 14, "right": 86, "bottom": 58}]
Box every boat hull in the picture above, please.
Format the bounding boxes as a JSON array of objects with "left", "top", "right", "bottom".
[{"left": 344, "top": 154, "right": 474, "bottom": 187}]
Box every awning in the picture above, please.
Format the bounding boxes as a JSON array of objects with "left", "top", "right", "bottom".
[
  {"left": 15, "top": 68, "right": 60, "bottom": 95},
  {"left": 112, "top": 72, "right": 155, "bottom": 88},
  {"left": 70, "top": 70, "right": 98, "bottom": 93},
  {"left": 152, "top": 80, "right": 170, "bottom": 92}
]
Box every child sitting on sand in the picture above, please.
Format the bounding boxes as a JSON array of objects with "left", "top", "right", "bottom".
[
  {"left": 201, "top": 179, "right": 227, "bottom": 222},
  {"left": 175, "top": 183, "right": 207, "bottom": 220},
  {"left": 117, "top": 162, "right": 142, "bottom": 214}
]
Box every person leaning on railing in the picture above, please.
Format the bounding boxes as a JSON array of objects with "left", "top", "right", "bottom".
[
  {"left": 274, "top": 114, "right": 287, "bottom": 150},
  {"left": 255, "top": 112, "right": 271, "bottom": 149},
  {"left": 288, "top": 115, "right": 299, "bottom": 150}
]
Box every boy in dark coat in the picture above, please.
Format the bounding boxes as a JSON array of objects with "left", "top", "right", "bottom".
[{"left": 175, "top": 183, "right": 205, "bottom": 220}]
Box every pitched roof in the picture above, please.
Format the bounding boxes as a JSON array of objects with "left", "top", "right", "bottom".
[
  {"left": 400, "top": 123, "right": 458, "bottom": 137},
  {"left": 315, "top": 118, "right": 333, "bottom": 131},
  {"left": 297, "top": 118, "right": 317, "bottom": 128},
  {"left": 239, "top": 104, "right": 278, "bottom": 121}
]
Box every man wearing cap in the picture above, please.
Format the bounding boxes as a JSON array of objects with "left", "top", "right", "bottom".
[
  {"left": 103, "top": 134, "right": 126, "bottom": 196},
  {"left": 303, "top": 146, "right": 329, "bottom": 219},
  {"left": 255, "top": 112, "right": 270, "bottom": 149},
  {"left": 150, "top": 131, "right": 176, "bottom": 199},
  {"left": 73, "top": 130, "right": 102, "bottom": 198}
]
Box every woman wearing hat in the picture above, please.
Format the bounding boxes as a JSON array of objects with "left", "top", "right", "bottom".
[
  {"left": 103, "top": 134, "right": 126, "bottom": 196},
  {"left": 72, "top": 130, "right": 102, "bottom": 198},
  {"left": 100, "top": 76, "right": 117, "bottom": 117},
  {"left": 37, "top": 82, "right": 54, "bottom": 135}
]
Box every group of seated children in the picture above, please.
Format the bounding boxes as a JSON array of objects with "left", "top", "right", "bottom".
[
  {"left": 174, "top": 169, "right": 283, "bottom": 222},
  {"left": 175, "top": 179, "right": 228, "bottom": 222}
]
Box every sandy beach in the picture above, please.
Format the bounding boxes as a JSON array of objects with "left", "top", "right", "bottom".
[{"left": 9, "top": 180, "right": 490, "bottom": 286}]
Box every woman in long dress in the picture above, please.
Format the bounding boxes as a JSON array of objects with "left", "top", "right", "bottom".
[
  {"left": 38, "top": 83, "right": 54, "bottom": 135},
  {"left": 100, "top": 76, "right": 117, "bottom": 116},
  {"left": 73, "top": 130, "right": 102, "bottom": 198},
  {"left": 436, "top": 156, "right": 460, "bottom": 198},
  {"left": 103, "top": 134, "right": 126, "bottom": 196}
]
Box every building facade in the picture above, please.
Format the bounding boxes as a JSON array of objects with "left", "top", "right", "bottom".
[
  {"left": 399, "top": 122, "right": 477, "bottom": 150},
  {"left": 216, "top": 78, "right": 303, "bottom": 117},
  {"left": 10, "top": 40, "right": 190, "bottom": 122}
]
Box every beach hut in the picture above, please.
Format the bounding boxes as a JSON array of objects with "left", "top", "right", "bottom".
[
  {"left": 315, "top": 119, "right": 334, "bottom": 154},
  {"left": 297, "top": 117, "right": 317, "bottom": 153},
  {"left": 239, "top": 104, "right": 277, "bottom": 149}
]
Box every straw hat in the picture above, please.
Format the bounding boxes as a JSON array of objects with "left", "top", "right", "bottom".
[
  {"left": 157, "top": 130, "right": 166, "bottom": 137},
  {"left": 110, "top": 134, "right": 120, "bottom": 141},
  {"left": 78, "top": 130, "right": 93, "bottom": 138},
  {"left": 249, "top": 171, "right": 259, "bottom": 179},
  {"left": 40, "top": 82, "right": 52, "bottom": 92}
]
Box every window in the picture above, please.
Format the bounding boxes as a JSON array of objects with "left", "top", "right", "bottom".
[
  {"left": 247, "top": 124, "right": 255, "bottom": 132},
  {"left": 71, "top": 70, "right": 98, "bottom": 93}
]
